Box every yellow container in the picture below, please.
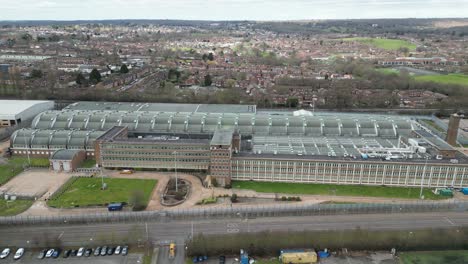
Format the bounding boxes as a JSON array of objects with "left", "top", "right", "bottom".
[{"left": 281, "top": 252, "right": 318, "bottom": 264}]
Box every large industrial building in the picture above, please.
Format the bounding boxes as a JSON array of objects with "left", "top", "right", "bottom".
[
  {"left": 9, "top": 101, "right": 468, "bottom": 188},
  {"left": 0, "top": 100, "right": 54, "bottom": 127}
]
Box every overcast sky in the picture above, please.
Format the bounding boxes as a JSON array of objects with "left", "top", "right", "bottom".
[{"left": 1, "top": 0, "right": 468, "bottom": 21}]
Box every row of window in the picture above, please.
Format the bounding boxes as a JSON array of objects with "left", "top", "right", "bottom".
[
  {"left": 103, "top": 144, "right": 208, "bottom": 151},
  {"left": 231, "top": 173, "right": 464, "bottom": 186},
  {"left": 101, "top": 151, "right": 209, "bottom": 157}
]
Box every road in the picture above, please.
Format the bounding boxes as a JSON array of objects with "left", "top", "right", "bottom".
[
  {"left": 0, "top": 253, "right": 142, "bottom": 264},
  {"left": 1, "top": 212, "right": 468, "bottom": 248}
]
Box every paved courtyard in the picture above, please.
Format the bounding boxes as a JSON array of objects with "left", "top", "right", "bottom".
[{"left": 0, "top": 169, "right": 71, "bottom": 199}]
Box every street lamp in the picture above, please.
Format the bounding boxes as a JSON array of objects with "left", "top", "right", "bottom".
[
  {"left": 23, "top": 129, "right": 31, "bottom": 166},
  {"left": 173, "top": 151, "right": 178, "bottom": 192}
]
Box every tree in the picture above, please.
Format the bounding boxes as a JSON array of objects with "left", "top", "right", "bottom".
[
  {"left": 30, "top": 69, "right": 43, "bottom": 79},
  {"left": 89, "top": 69, "right": 102, "bottom": 84},
  {"left": 120, "top": 64, "right": 129, "bottom": 74},
  {"left": 286, "top": 97, "right": 299, "bottom": 108},
  {"left": 230, "top": 193, "right": 238, "bottom": 203},
  {"left": 129, "top": 190, "right": 146, "bottom": 211},
  {"left": 76, "top": 72, "right": 86, "bottom": 85},
  {"left": 461, "top": 65, "right": 468, "bottom": 75},
  {"left": 207, "top": 53, "right": 214, "bottom": 61},
  {"left": 225, "top": 79, "right": 236, "bottom": 89},
  {"left": 203, "top": 74, "right": 212, "bottom": 86},
  {"left": 21, "top": 33, "right": 33, "bottom": 42}
]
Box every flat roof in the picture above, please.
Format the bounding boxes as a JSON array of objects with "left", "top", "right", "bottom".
[
  {"left": 234, "top": 152, "right": 468, "bottom": 165},
  {"left": 0, "top": 100, "right": 53, "bottom": 120},
  {"left": 64, "top": 101, "right": 256, "bottom": 114},
  {"left": 211, "top": 129, "right": 234, "bottom": 146}
]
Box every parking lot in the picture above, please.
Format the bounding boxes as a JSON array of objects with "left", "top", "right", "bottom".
[{"left": 0, "top": 251, "right": 143, "bottom": 264}]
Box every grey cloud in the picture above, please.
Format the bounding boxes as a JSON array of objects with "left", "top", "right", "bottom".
[{"left": 0, "top": 0, "right": 467, "bottom": 20}]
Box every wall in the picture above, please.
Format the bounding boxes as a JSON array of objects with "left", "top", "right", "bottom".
[
  {"left": 99, "top": 141, "right": 211, "bottom": 170},
  {"left": 231, "top": 157, "right": 468, "bottom": 188}
]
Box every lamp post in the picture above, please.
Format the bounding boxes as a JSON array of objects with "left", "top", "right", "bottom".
[
  {"left": 173, "top": 151, "right": 178, "bottom": 192},
  {"left": 23, "top": 129, "right": 31, "bottom": 165},
  {"left": 419, "top": 157, "right": 428, "bottom": 199}
]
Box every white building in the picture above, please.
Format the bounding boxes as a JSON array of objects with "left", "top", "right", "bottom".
[{"left": 0, "top": 100, "right": 54, "bottom": 127}]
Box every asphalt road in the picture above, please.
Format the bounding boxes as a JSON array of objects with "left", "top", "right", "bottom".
[{"left": 1, "top": 212, "right": 468, "bottom": 249}]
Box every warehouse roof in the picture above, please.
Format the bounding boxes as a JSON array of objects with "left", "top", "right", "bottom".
[
  {"left": 64, "top": 101, "right": 256, "bottom": 114},
  {"left": 31, "top": 110, "right": 415, "bottom": 138},
  {"left": 0, "top": 100, "right": 53, "bottom": 120}
]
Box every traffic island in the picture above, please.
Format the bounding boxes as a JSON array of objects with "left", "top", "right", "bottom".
[{"left": 161, "top": 178, "right": 191, "bottom": 206}]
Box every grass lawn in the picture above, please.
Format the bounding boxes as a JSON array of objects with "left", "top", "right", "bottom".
[
  {"left": 376, "top": 68, "right": 400, "bottom": 75},
  {"left": 0, "top": 157, "right": 49, "bottom": 186},
  {"left": 47, "top": 177, "right": 157, "bottom": 208},
  {"left": 80, "top": 159, "right": 96, "bottom": 168},
  {"left": 400, "top": 250, "right": 468, "bottom": 264},
  {"left": 232, "top": 181, "right": 444, "bottom": 200},
  {"left": 254, "top": 259, "right": 281, "bottom": 264},
  {"left": 0, "top": 199, "right": 33, "bottom": 216},
  {"left": 415, "top": 74, "right": 468, "bottom": 86},
  {"left": 343, "top": 37, "right": 416, "bottom": 51}
]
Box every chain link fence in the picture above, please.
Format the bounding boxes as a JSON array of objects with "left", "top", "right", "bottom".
[{"left": 1, "top": 200, "right": 467, "bottom": 226}]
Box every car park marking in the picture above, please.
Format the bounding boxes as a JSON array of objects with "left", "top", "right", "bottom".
[
  {"left": 58, "top": 231, "right": 64, "bottom": 239},
  {"left": 445, "top": 217, "right": 456, "bottom": 226}
]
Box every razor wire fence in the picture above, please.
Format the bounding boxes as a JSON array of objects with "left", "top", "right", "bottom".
[{"left": 0, "top": 200, "right": 467, "bottom": 226}]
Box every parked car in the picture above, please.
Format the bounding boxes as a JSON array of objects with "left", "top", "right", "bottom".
[
  {"left": 100, "top": 246, "right": 108, "bottom": 256},
  {"left": 94, "top": 247, "right": 101, "bottom": 256},
  {"left": 52, "top": 249, "right": 61, "bottom": 258},
  {"left": 114, "top": 246, "right": 121, "bottom": 255},
  {"left": 14, "top": 248, "right": 25, "bottom": 260},
  {"left": 45, "top": 249, "right": 55, "bottom": 258},
  {"left": 107, "top": 247, "right": 114, "bottom": 255},
  {"left": 77, "top": 247, "right": 85, "bottom": 257},
  {"left": 121, "top": 246, "right": 128, "bottom": 256},
  {"left": 219, "top": 255, "right": 226, "bottom": 264},
  {"left": 0, "top": 248, "right": 10, "bottom": 259},
  {"left": 37, "top": 249, "right": 47, "bottom": 259},
  {"left": 71, "top": 249, "right": 78, "bottom": 257},
  {"left": 85, "top": 248, "right": 92, "bottom": 257},
  {"left": 63, "top": 250, "right": 71, "bottom": 258}
]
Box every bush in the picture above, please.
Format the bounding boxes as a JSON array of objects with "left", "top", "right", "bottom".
[
  {"left": 174, "top": 191, "right": 186, "bottom": 201},
  {"left": 129, "top": 190, "right": 146, "bottom": 211},
  {"left": 281, "top": 196, "right": 287, "bottom": 201},
  {"left": 224, "top": 184, "right": 232, "bottom": 189},
  {"left": 231, "top": 193, "right": 238, "bottom": 203},
  {"left": 211, "top": 178, "right": 218, "bottom": 187}
]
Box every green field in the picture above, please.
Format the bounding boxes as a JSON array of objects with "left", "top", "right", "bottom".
[
  {"left": 0, "top": 199, "right": 33, "bottom": 216},
  {"left": 0, "top": 157, "right": 49, "bottom": 186},
  {"left": 343, "top": 37, "right": 416, "bottom": 51},
  {"left": 376, "top": 68, "right": 400, "bottom": 75},
  {"left": 400, "top": 250, "right": 468, "bottom": 264},
  {"left": 415, "top": 74, "right": 468, "bottom": 86},
  {"left": 47, "top": 177, "right": 157, "bottom": 208},
  {"left": 232, "top": 181, "right": 444, "bottom": 200}
]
